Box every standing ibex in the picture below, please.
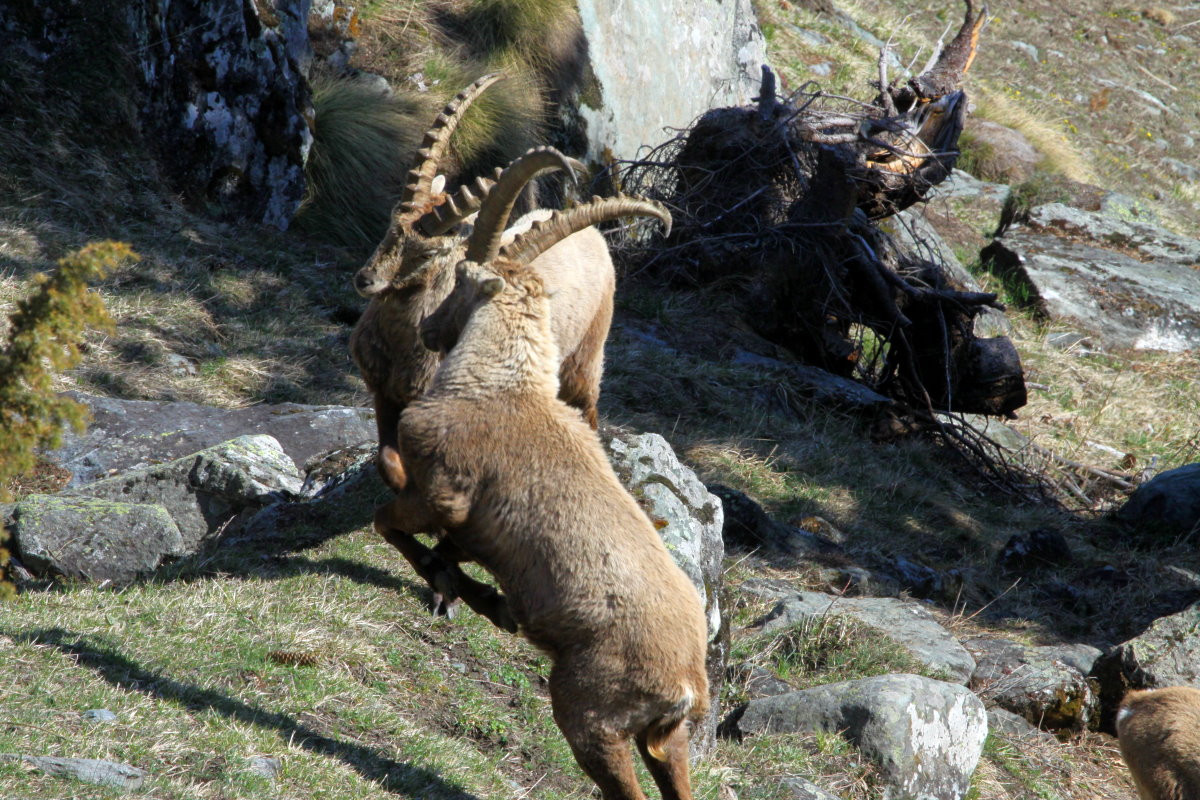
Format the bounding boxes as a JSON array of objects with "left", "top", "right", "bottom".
[
  {"left": 349, "top": 74, "right": 615, "bottom": 495},
  {"left": 375, "top": 195, "right": 706, "bottom": 800},
  {"left": 1116, "top": 686, "right": 1200, "bottom": 800}
]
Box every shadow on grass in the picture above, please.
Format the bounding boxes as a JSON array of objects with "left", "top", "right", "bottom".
[{"left": 6, "top": 627, "right": 482, "bottom": 799}]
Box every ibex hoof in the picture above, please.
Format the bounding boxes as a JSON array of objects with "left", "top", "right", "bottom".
[{"left": 431, "top": 591, "right": 462, "bottom": 620}]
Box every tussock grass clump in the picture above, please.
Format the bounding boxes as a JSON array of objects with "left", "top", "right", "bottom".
[
  {"left": 970, "top": 85, "right": 1097, "bottom": 185},
  {"left": 295, "top": 73, "right": 436, "bottom": 253}
]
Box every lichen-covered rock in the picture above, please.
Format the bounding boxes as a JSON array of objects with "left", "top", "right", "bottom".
[
  {"left": 1096, "top": 601, "right": 1200, "bottom": 693},
  {"left": 573, "top": 0, "right": 765, "bottom": 162},
  {"left": 983, "top": 203, "right": 1200, "bottom": 352},
  {"left": 602, "top": 429, "right": 725, "bottom": 755},
  {"left": 603, "top": 430, "right": 724, "bottom": 636},
  {"left": 128, "top": 0, "right": 313, "bottom": 227},
  {"left": 70, "top": 434, "right": 304, "bottom": 552},
  {"left": 965, "top": 637, "right": 1099, "bottom": 731},
  {"left": 5, "top": 497, "right": 183, "bottom": 583},
  {"left": 734, "top": 674, "right": 987, "bottom": 800},
  {"left": 755, "top": 590, "right": 976, "bottom": 684}
]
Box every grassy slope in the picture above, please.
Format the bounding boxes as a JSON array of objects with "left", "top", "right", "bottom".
[{"left": 3, "top": 0, "right": 1199, "bottom": 798}]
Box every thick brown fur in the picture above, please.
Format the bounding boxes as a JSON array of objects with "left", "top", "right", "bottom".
[
  {"left": 349, "top": 212, "right": 614, "bottom": 492},
  {"left": 1117, "top": 686, "right": 1200, "bottom": 800},
  {"left": 380, "top": 258, "right": 709, "bottom": 800}
]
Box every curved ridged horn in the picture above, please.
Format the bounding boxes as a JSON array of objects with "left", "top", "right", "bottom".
[
  {"left": 464, "top": 146, "right": 585, "bottom": 264},
  {"left": 416, "top": 168, "right": 503, "bottom": 236},
  {"left": 500, "top": 196, "right": 672, "bottom": 268},
  {"left": 394, "top": 73, "right": 506, "bottom": 228}
]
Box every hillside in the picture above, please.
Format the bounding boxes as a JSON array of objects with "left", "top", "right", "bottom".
[{"left": 2, "top": 1, "right": 1199, "bottom": 799}]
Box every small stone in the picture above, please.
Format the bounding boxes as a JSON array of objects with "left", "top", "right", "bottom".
[
  {"left": 247, "top": 756, "right": 281, "bottom": 778},
  {"left": 83, "top": 709, "right": 118, "bottom": 723}
]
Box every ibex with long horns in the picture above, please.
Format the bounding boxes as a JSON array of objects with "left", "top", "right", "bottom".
[
  {"left": 375, "top": 194, "right": 703, "bottom": 800},
  {"left": 350, "top": 76, "right": 668, "bottom": 626}
]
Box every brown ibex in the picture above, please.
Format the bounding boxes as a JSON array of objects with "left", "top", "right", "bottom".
[
  {"left": 349, "top": 74, "right": 616, "bottom": 495},
  {"left": 375, "top": 196, "right": 705, "bottom": 800},
  {"left": 1116, "top": 686, "right": 1200, "bottom": 800}
]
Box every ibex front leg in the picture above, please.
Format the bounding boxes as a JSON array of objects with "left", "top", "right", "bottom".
[{"left": 374, "top": 492, "right": 517, "bottom": 633}]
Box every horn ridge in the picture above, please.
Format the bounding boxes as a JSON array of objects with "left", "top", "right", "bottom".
[
  {"left": 396, "top": 72, "right": 506, "bottom": 228},
  {"left": 500, "top": 195, "right": 672, "bottom": 267},
  {"left": 464, "top": 146, "right": 585, "bottom": 264}
]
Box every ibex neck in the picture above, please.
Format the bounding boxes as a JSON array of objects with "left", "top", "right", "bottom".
[{"left": 431, "top": 306, "right": 560, "bottom": 399}]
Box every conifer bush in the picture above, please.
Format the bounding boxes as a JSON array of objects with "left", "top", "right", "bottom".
[{"left": 0, "top": 241, "right": 134, "bottom": 598}]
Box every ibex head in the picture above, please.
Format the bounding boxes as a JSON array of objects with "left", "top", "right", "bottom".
[{"left": 354, "top": 73, "right": 509, "bottom": 298}]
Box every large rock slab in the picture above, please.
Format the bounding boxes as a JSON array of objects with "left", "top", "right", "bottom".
[
  {"left": 70, "top": 435, "right": 303, "bottom": 552},
  {"left": 755, "top": 590, "right": 976, "bottom": 684},
  {"left": 6, "top": 497, "right": 184, "bottom": 583},
  {"left": 52, "top": 394, "right": 374, "bottom": 491},
  {"left": 735, "top": 674, "right": 987, "bottom": 800},
  {"left": 983, "top": 203, "right": 1200, "bottom": 352},
  {"left": 603, "top": 429, "right": 726, "bottom": 755},
  {"left": 574, "top": 0, "right": 765, "bottom": 162}
]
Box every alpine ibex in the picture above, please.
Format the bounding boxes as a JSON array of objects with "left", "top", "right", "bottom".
[
  {"left": 375, "top": 197, "right": 705, "bottom": 800},
  {"left": 349, "top": 74, "right": 615, "bottom": 495},
  {"left": 1116, "top": 686, "right": 1200, "bottom": 800}
]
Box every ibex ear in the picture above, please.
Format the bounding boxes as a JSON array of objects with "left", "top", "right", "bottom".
[
  {"left": 431, "top": 174, "right": 446, "bottom": 194},
  {"left": 481, "top": 277, "right": 505, "bottom": 297}
]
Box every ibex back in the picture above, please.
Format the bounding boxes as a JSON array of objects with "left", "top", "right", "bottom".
[{"left": 1117, "top": 686, "right": 1200, "bottom": 800}]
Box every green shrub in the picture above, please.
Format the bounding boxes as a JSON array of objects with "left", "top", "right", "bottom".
[{"left": 0, "top": 241, "right": 133, "bottom": 598}]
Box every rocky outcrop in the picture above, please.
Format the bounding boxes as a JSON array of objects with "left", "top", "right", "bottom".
[
  {"left": 751, "top": 588, "right": 977, "bottom": 684},
  {"left": 129, "top": 0, "right": 313, "bottom": 227},
  {"left": 7, "top": 435, "right": 305, "bottom": 580},
  {"left": 983, "top": 203, "right": 1200, "bottom": 352},
  {"left": 734, "top": 674, "right": 988, "bottom": 800},
  {"left": 1096, "top": 601, "right": 1200, "bottom": 693},
  {"left": 54, "top": 394, "right": 375, "bottom": 491},
  {"left": 1, "top": 1, "right": 313, "bottom": 228},
  {"left": 573, "top": 0, "right": 765, "bottom": 162}
]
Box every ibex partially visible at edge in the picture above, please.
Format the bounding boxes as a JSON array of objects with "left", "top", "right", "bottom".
[
  {"left": 375, "top": 197, "right": 705, "bottom": 800},
  {"left": 1117, "top": 686, "right": 1200, "bottom": 800}
]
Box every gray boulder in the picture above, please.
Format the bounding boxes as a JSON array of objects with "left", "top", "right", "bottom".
[
  {"left": 983, "top": 203, "right": 1200, "bottom": 352},
  {"left": 70, "top": 434, "right": 303, "bottom": 553},
  {"left": 52, "top": 394, "right": 375, "bottom": 492},
  {"left": 574, "top": 0, "right": 765, "bottom": 162},
  {"left": 755, "top": 591, "right": 976, "bottom": 684},
  {"left": 6, "top": 497, "right": 184, "bottom": 583},
  {"left": 962, "top": 119, "right": 1042, "bottom": 183},
  {"left": 1116, "top": 463, "right": 1200, "bottom": 538},
  {"left": 965, "top": 638, "right": 1099, "bottom": 731},
  {"left": 735, "top": 674, "right": 987, "bottom": 800},
  {"left": 1096, "top": 601, "right": 1200, "bottom": 694},
  {"left": 603, "top": 429, "right": 726, "bottom": 754}
]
